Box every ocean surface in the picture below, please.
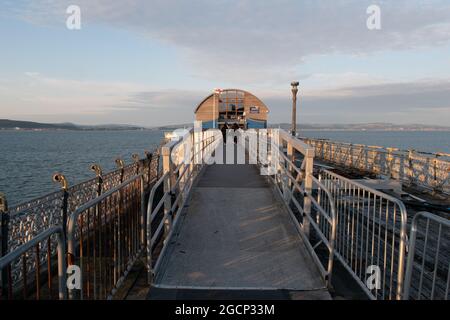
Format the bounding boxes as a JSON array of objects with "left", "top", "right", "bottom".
[
  {"left": 299, "top": 130, "right": 450, "bottom": 154},
  {"left": 0, "top": 130, "right": 164, "bottom": 206},
  {"left": 0, "top": 129, "right": 449, "bottom": 206}
]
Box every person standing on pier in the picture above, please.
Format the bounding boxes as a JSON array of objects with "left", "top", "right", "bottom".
[
  {"left": 221, "top": 122, "right": 229, "bottom": 144},
  {"left": 232, "top": 122, "right": 239, "bottom": 144}
]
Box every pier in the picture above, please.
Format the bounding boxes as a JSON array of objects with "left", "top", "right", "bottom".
[
  {"left": 0, "top": 89, "right": 449, "bottom": 301},
  {"left": 150, "top": 163, "right": 330, "bottom": 299}
]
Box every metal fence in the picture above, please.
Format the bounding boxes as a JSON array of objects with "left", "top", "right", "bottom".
[
  {"left": 147, "top": 129, "right": 217, "bottom": 283},
  {"left": 319, "top": 169, "right": 408, "bottom": 300},
  {"left": 67, "top": 175, "right": 145, "bottom": 299},
  {"left": 250, "top": 129, "right": 338, "bottom": 286},
  {"left": 302, "top": 138, "right": 450, "bottom": 195},
  {"left": 0, "top": 148, "right": 161, "bottom": 299},
  {"left": 0, "top": 225, "right": 66, "bottom": 300},
  {"left": 403, "top": 211, "right": 450, "bottom": 300}
]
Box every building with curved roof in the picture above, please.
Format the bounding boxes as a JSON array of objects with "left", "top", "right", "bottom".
[{"left": 194, "top": 89, "right": 269, "bottom": 129}]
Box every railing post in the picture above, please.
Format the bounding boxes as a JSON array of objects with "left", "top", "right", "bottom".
[
  {"left": 115, "top": 158, "right": 125, "bottom": 281},
  {"left": 144, "top": 151, "right": 152, "bottom": 189},
  {"left": 133, "top": 151, "right": 146, "bottom": 248},
  {"left": 433, "top": 156, "right": 438, "bottom": 192},
  {"left": 399, "top": 152, "right": 405, "bottom": 182},
  {"left": 91, "top": 164, "right": 103, "bottom": 197},
  {"left": 132, "top": 153, "right": 140, "bottom": 175},
  {"left": 53, "top": 174, "right": 69, "bottom": 238},
  {"left": 287, "top": 142, "right": 294, "bottom": 187},
  {"left": 0, "top": 193, "right": 9, "bottom": 299},
  {"left": 303, "top": 148, "right": 314, "bottom": 239},
  {"left": 162, "top": 145, "right": 173, "bottom": 238},
  {"left": 116, "top": 158, "right": 125, "bottom": 183},
  {"left": 408, "top": 150, "right": 414, "bottom": 185}
]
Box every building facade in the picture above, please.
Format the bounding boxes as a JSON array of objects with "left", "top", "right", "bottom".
[{"left": 194, "top": 89, "right": 269, "bottom": 129}]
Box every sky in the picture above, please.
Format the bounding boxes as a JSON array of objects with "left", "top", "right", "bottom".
[{"left": 1, "top": 0, "right": 450, "bottom": 126}]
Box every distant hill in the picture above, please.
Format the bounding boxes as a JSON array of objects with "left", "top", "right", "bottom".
[
  {"left": 0, "top": 119, "right": 79, "bottom": 130},
  {"left": 0, "top": 119, "right": 148, "bottom": 131},
  {"left": 2, "top": 119, "right": 449, "bottom": 131},
  {"left": 272, "top": 122, "right": 450, "bottom": 131}
]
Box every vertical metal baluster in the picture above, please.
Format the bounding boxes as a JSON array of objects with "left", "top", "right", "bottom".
[
  {"left": 444, "top": 261, "right": 450, "bottom": 300},
  {"left": 79, "top": 215, "right": 85, "bottom": 300},
  {"left": 86, "top": 209, "right": 91, "bottom": 299},
  {"left": 114, "top": 191, "right": 118, "bottom": 286},
  {"left": 35, "top": 243, "right": 40, "bottom": 300},
  {"left": 375, "top": 196, "right": 383, "bottom": 299},
  {"left": 370, "top": 194, "right": 376, "bottom": 276},
  {"left": 417, "top": 218, "right": 428, "bottom": 299},
  {"left": 106, "top": 198, "right": 111, "bottom": 295},
  {"left": 22, "top": 253, "right": 27, "bottom": 299},
  {"left": 343, "top": 181, "right": 349, "bottom": 260},
  {"left": 350, "top": 185, "right": 356, "bottom": 269},
  {"left": 47, "top": 240, "right": 52, "bottom": 298},
  {"left": 382, "top": 201, "right": 389, "bottom": 299},
  {"left": 430, "top": 225, "right": 442, "bottom": 300},
  {"left": 99, "top": 200, "right": 104, "bottom": 298},
  {"left": 92, "top": 205, "right": 97, "bottom": 299},
  {"left": 355, "top": 187, "right": 361, "bottom": 277},
  {"left": 389, "top": 205, "right": 398, "bottom": 300},
  {"left": 364, "top": 191, "right": 371, "bottom": 285}
]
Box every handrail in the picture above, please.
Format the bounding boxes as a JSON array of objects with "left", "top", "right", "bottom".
[
  {"left": 271, "top": 145, "right": 337, "bottom": 284},
  {"left": 319, "top": 168, "right": 408, "bottom": 300},
  {"left": 0, "top": 225, "right": 67, "bottom": 299},
  {"left": 67, "top": 174, "right": 143, "bottom": 256},
  {"left": 66, "top": 173, "right": 144, "bottom": 299},
  {"left": 403, "top": 211, "right": 450, "bottom": 300},
  {"left": 302, "top": 137, "right": 450, "bottom": 195},
  {"left": 146, "top": 129, "right": 217, "bottom": 283},
  {"left": 244, "top": 129, "right": 337, "bottom": 286}
]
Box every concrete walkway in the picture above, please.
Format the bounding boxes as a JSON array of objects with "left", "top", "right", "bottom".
[{"left": 151, "top": 164, "right": 330, "bottom": 299}]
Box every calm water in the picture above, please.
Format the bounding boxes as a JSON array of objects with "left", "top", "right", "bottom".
[
  {"left": 0, "top": 130, "right": 164, "bottom": 206},
  {"left": 0, "top": 130, "right": 449, "bottom": 206}
]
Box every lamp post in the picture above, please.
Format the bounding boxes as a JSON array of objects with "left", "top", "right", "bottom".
[
  {"left": 291, "top": 81, "right": 299, "bottom": 137},
  {"left": 213, "top": 88, "right": 223, "bottom": 129},
  {"left": 213, "top": 92, "right": 216, "bottom": 129}
]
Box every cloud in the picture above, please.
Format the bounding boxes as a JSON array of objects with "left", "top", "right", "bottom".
[
  {"left": 8, "top": 0, "right": 450, "bottom": 82},
  {"left": 2, "top": 72, "right": 449, "bottom": 126},
  {"left": 264, "top": 78, "right": 450, "bottom": 124},
  {"left": 2, "top": 1, "right": 450, "bottom": 126},
  {"left": 1, "top": 73, "right": 149, "bottom": 116},
  {"left": 0, "top": 73, "right": 208, "bottom": 125}
]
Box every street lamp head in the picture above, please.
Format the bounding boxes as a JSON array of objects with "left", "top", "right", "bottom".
[{"left": 291, "top": 81, "right": 299, "bottom": 87}]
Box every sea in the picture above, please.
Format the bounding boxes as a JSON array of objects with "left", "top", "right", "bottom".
[{"left": 0, "top": 129, "right": 449, "bottom": 206}]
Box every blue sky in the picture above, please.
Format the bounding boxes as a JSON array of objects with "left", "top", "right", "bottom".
[{"left": 1, "top": 0, "right": 450, "bottom": 126}]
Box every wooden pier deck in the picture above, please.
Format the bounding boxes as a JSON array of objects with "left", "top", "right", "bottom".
[{"left": 149, "top": 164, "right": 331, "bottom": 299}]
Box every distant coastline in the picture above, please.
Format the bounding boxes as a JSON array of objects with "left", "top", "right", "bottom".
[{"left": 1, "top": 119, "right": 450, "bottom": 132}]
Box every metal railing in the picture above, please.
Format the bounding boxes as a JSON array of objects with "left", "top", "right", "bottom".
[
  {"left": 319, "top": 169, "right": 408, "bottom": 300},
  {"left": 147, "top": 128, "right": 217, "bottom": 283},
  {"left": 302, "top": 138, "right": 450, "bottom": 195},
  {"left": 0, "top": 225, "right": 66, "bottom": 300},
  {"left": 403, "top": 211, "right": 450, "bottom": 300},
  {"left": 0, "top": 148, "right": 161, "bottom": 299},
  {"left": 243, "top": 129, "right": 337, "bottom": 286},
  {"left": 5, "top": 150, "right": 159, "bottom": 256},
  {"left": 67, "top": 174, "right": 145, "bottom": 299}
]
